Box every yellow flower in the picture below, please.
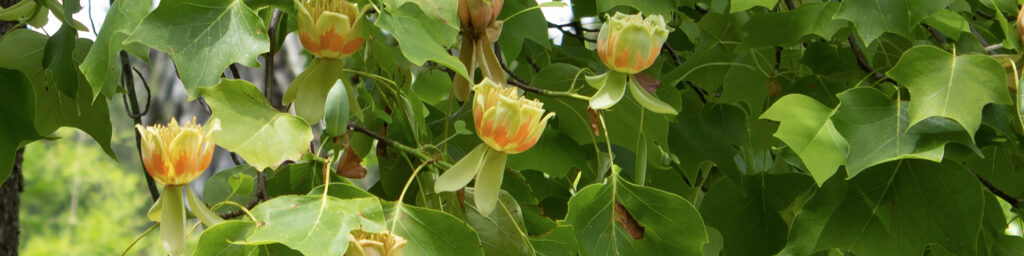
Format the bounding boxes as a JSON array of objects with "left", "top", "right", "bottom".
[
  {"left": 345, "top": 230, "right": 408, "bottom": 256},
  {"left": 296, "top": 0, "right": 364, "bottom": 59},
  {"left": 135, "top": 117, "right": 220, "bottom": 186},
  {"left": 458, "top": 0, "right": 504, "bottom": 35},
  {"left": 473, "top": 78, "right": 555, "bottom": 154},
  {"left": 597, "top": 12, "right": 669, "bottom": 74}
]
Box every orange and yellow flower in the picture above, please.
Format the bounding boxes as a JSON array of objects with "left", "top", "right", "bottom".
[
  {"left": 135, "top": 117, "right": 220, "bottom": 185},
  {"left": 473, "top": 78, "right": 555, "bottom": 154},
  {"left": 596, "top": 12, "right": 669, "bottom": 74},
  {"left": 296, "top": 0, "right": 364, "bottom": 59}
]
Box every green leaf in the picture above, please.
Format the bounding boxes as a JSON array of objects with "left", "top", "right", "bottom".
[
  {"left": 412, "top": 68, "right": 452, "bottom": 106},
  {"left": 324, "top": 80, "right": 350, "bottom": 137},
  {"left": 382, "top": 0, "right": 458, "bottom": 28},
  {"left": 126, "top": 0, "right": 269, "bottom": 99},
  {"left": 564, "top": 176, "right": 708, "bottom": 256},
  {"left": 730, "top": 0, "right": 778, "bottom": 13},
  {"left": 738, "top": 2, "right": 847, "bottom": 50},
  {"left": 669, "top": 103, "right": 747, "bottom": 186},
  {"left": 596, "top": 0, "right": 675, "bottom": 18},
  {"left": 0, "top": 68, "right": 43, "bottom": 187},
  {"left": 244, "top": 195, "right": 386, "bottom": 255},
  {"left": 700, "top": 173, "right": 814, "bottom": 256},
  {"left": 922, "top": 9, "right": 969, "bottom": 41},
  {"left": 42, "top": 25, "right": 78, "bottom": 98},
  {"left": 779, "top": 160, "right": 984, "bottom": 256},
  {"left": 283, "top": 59, "right": 343, "bottom": 125},
  {"left": 0, "top": 29, "right": 116, "bottom": 160},
  {"left": 375, "top": 3, "right": 469, "bottom": 79},
  {"left": 204, "top": 165, "right": 259, "bottom": 215},
  {"left": 496, "top": 0, "right": 551, "bottom": 61},
  {"left": 761, "top": 94, "right": 849, "bottom": 186},
  {"left": 385, "top": 203, "right": 485, "bottom": 256},
  {"left": 834, "top": 0, "right": 952, "bottom": 45},
  {"left": 507, "top": 131, "right": 586, "bottom": 178},
  {"left": 529, "top": 225, "right": 579, "bottom": 256},
  {"left": 80, "top": 0, "right": 152, "bottom": 100},
  {"left": 965, "top": 147, "right": 1024, "bottom": 200},
  {"left": 194, "top": 220, "right": 260, "bottom": 255},
  {"left": 831, "top": 87, "right": 943, "bottom": 177},
  {"left": 886, "top": 46, "right": 1012, "bottom": 140},
  {"left": 200, "top": 79, "right": 313, "bottom": 171},
  {"left": 463, "top": 189, "right": 535, "bottom": 256}
]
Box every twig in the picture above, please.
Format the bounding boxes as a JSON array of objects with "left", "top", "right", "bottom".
[
  {"left": 663, "top": 43, "right": 681, "bottom": 66},
  {"left": 783, "top": 0, "right": 796, "bottom": 10},
  {"left": 976, "top": 10, "right": 995, "bottom": 20},
  {"left": 491, "top": 43, "right": 591, "bottom": 101},
  {"left": 228, "top": 64, "right": 241, "bottom": 79},
  {"left": 264, "top": 9, "right": 283, "bottom": 110},
  {"left": 548, "top": 22, "right": 596, "bottom": 43},
  {"left": 968, "top": 23, "right": 997, "bottom": 55},
  {"left": 922, "top": 24, "right": 946, "bottom": 45},
  {"left": 972, "top": 170, "right": 1024, "bottom": 209},
  {"left": 219, "top": 197, "right": 261, "bottom": 219},
  {"left": 254, "top": 9, "right": 284, "bottom": 203},
  {"left": 847, "top": 35, "right": 884, "bottom": 80},
  {"left": 347, "top": 123, "right": 453, "bottom": 169},
  {"left": 544, "top": 21, "right": 598, "bottom": 31},
  {"left": 120, "top": 51, "right": 160, "bottom": 202}
]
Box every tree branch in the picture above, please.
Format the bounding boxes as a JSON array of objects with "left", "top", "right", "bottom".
[
  {"left": 972, "top": 170, "right": 1024, "bottom": 209},
  {"left": 491, "top": 43, "right": 591, "bottom": 101},
  {"left": 347, "top": 123, "right": 453, "bottom": 168},
  {"left": 121, "top": 51, "right": 160, "bottom": 202},
  {"left": 548, "top": 22, "right": 596, "bottom": 43},
  {"left": 969, "top": 23, "right": 998, "bottom": 55},
  {"left": 847, "top": 35, "right": 885, "bottom": 80}
]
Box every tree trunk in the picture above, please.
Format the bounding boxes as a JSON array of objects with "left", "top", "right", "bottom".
[
  {"left": 0, "top": 149, "right": 23, "bottom": 256},
  {"left": 1, "top": 0, "right": 24, "bottom": 254}
]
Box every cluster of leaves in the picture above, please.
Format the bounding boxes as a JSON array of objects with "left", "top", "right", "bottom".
[{"left": 4, "top": 0, "right": 1024, "bottom": 255}]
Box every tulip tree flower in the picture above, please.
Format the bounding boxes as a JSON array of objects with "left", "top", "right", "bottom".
[
  {"left": 587, "top": 12, "right": 677, "bottom": 115},
  {"left": 284, "top": 0, "right": 369, "bottom": 125},
  {"left": 137, "top": 117, "right": 224, "bottom": 256},
  {"left": 435, "top": 79, "right": 554, "bottom": 216},
  {"left": 296, "top": 0, "right": 365, "bottom": 59},
  {"left": 345, "top": 230, "right": 408, "bottom": 256},
  {"left": 453, "top": 0, "right": 506, "bottom": 102}
]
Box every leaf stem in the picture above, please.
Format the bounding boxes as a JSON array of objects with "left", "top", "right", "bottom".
[
  {"left": 120, "top": 223, "right": 158, "bottom": 256},
  {"left": 390, "top": 162, "right": 429, "bottom": 233}
]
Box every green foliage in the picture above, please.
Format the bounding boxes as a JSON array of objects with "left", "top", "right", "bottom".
[
  {"left": 126, "top": 0, "right": 270, "bottom": 99},
  {"left": 8, "top": 0, "right": 1024, "bottom": 255},
  {"left": 200, "top": 79, "right": 313, "bottom": 171}
]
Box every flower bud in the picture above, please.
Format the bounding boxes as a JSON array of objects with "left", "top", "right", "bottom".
[
  {"left": 473, "top": 78, "right": 554, "bottom": 154},
  {"left": 345, "top": 230, "right": 407, "bottom": 256},
  {"left": 596, "top": 12, "right": 670, "bottom": 74},
  {"left": 458, "top": 0, "right": 504, "bottom": 35},
  {"left": 135, "top": 117, "right": 220, "bottom": 185},
  {"left": 296, "top": 0, "right": 365, "bottom": 59}
]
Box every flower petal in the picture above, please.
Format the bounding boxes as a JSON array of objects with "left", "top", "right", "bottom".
[
  {"left": 434, "top": 144, "right": 490, "bottom": 192},
  {"left": 473, "top": 149, "right": 507, "bottom": 216}
]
